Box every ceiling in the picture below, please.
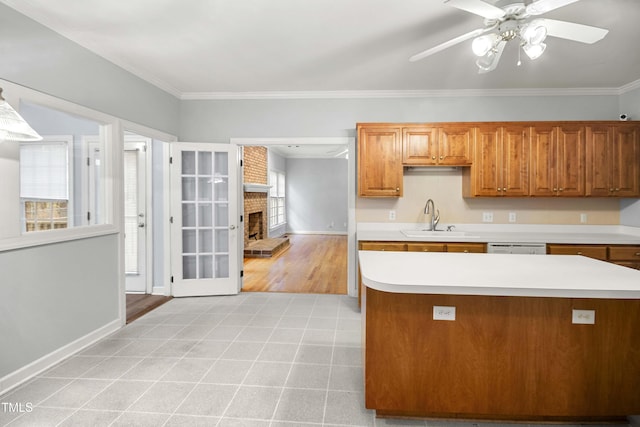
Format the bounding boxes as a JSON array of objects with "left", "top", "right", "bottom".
[{"left": 2, "top": 0, "right": 639, "bottom": 98}]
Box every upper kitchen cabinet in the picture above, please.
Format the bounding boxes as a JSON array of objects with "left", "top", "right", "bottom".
[
  {"left": 403, "top": 124, "right": 472, "bottom": 166},
  {"left": 586, "top": 124, "right": 640, "bottom": 197},
  {"left": 463, "top": 124, "right": 530, "bottom": 197},
  {"left": 530, "top": 124, "right": 586, "bottom": 197},
  {"left": 357, "top": 124, "right": 403, "bottom": 197}
]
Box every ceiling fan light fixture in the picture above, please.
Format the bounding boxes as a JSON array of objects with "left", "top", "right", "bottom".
[
  {"left": 521, "top": 20, "right": 548, "bottom": 45},
  {"left": 471, "top": 33, "right": 498, "bottom": 57},
  {"left": 523, "top": 42, "right": 546, "bottom": 59}
]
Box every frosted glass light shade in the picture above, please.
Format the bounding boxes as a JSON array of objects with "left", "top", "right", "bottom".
[
  {"left": 523, "top": 42, "right": 546, "bottom": 59},
  {"left": 0, "top": 97, "right": 43, "bottom": 142},
  {"left": 472, "top": 33, "right": 499, "bottom": 57},
  {"left": 521, "top": 21, "right": 548, "bottom": 45}
]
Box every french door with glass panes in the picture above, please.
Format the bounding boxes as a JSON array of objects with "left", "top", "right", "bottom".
[{"left": 170, "top": 143, "right": 239, "bottom": 297}]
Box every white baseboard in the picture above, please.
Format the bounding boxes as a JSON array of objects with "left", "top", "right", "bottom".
[
  {"left": 286, "top": 230, "right": 347, "bottom": 236},
  {"left": 0, "top": 319, "right": 121, "bottom": 396}
]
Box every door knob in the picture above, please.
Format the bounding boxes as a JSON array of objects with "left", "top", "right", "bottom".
[
  {"left": 138, "top": 222, "right": 145, "bottom": 228},
  {"left": 229, "top": 225, "right": 236, "bottom": 230}
]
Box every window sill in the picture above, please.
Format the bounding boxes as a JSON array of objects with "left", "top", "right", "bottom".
[{"left": 0, "top": 224, "right": 119, "bottom": 253}]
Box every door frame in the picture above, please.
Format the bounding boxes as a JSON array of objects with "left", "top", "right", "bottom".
[
  {"left": 123, "top": 136, "right": 151, "bottom": 293},
  {"left": 231, "top": 137, "right": 357, "bottom": 297}
]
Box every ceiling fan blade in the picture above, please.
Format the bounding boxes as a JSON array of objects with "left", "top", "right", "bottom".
[
  {"left": 477, "top": 40, "right": 506, "bottom": 74},
  {"left": 445, "top": 0, "right": 506, "bottom": 19},
  {"left": 409, "top": 27, "right": 493, "bottom": 62},
  {"left": 540, "top": 19, "right": 609, "bottom": 44},
  {"left": 526, "top": 0, "right": 580, "bottom": 16}
]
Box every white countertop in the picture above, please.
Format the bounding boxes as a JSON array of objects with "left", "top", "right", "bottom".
[
  {"left": 357, "top": 223, "right": 640, "bottom": 244},
  {"left": 359, "top": 251, "right": 640, "bottom": 299}
]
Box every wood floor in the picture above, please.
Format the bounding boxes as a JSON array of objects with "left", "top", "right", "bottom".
[
  {"left": 126, "top": 293, "right": 173, "bottom": 324},
  {"left": 242, "top": 234, "right": 348, "bottom": 294}
]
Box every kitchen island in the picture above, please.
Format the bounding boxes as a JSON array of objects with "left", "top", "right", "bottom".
[{"left": 359, "top": 251, "right": 640, "bottom": 422}]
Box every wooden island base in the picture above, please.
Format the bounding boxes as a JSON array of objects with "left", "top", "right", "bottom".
[{"left": 363, "top": 287, "right": 640, "bottom": 422}]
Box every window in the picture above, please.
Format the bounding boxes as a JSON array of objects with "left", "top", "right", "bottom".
[
  {"left": 20, "top": 137, "right": 72, "bottom": 232},
  {"left": 16, "top": 101, "right": 108, "bottom": 234},
  {"left": 269, "top": 170, "right": 285, "bottom": 228}
]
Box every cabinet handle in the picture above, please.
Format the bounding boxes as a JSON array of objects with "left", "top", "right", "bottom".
[
  {"left": 497, "top": 188, "right": 502, "bottom": 192},
  {"left": 432, "top": 156, "right": 436, "bottom": 160},
  {"left": 463, "top": 250, "right": 469, "bottom": 253},
  {"left": 635, "top": 252, "right": 640, "bottom": 257},
  {"left": 396, "top": 187, "right": 400, "bottom": 192},
  {"left": 615, "top": 188, "right": 620, "bottom": 191},
  {"left": 502, "top": 188, "right": 506, "bottom": 192},
  {"left": 553, "top": 188, "right": 557, "bottom": 192},
  {"left": 439, "top": 156, "right": 443, "bottom": 160},
  {"left": 423, "top": 249, "right": 429, "bottom": 252},
  {"left": 577, "top": 251, "right": 583, "bottom": 255},
  {"left": 610, "top": 188, "right": 614, "bottom": 192},
  {"left": 559, "top": 188, "right": 564, "bottom": 192}
]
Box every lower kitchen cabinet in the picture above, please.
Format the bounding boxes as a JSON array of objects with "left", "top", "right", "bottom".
[
  {"left": 548, "top": 244, "right": 640, "bottom": 269},
  {"left": 547, "top": 244, "right": 608, "bottom": 261},
  {"left": 406, "top": 243, "right": 446, "bottom": 252},
  {"left": 608, "top": 246, "right": 640, "bottom": 270},
  {"left": 446, "top": 243, "right": 486, "bottom": 253}
]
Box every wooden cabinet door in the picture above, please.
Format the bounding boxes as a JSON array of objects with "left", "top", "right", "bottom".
[
  {"left": 406, "top": 243, "right": 446, "bottom": 252},
  {"left": 357, "top": 126, "right": 403, "bottom": 197},
  {"left": 586, "top": 125, "right": 614, "bottom": 196},
  {"left": 502, "top": 126, "right": 530, "bottom": 197},
  {"left": 446, "top": 243, "right": 486, "bottom": 253},
  {"left": 402, "top": 127, "right": 438, "bottom": 165},
  {"left": 555, "top": 125, "right": 585, "bottom": 196},
  {"left": 439, "top": 125, "right": 473, "bottom": 165},
  {"left": 359, "top": 242, "right": 407, "bottom": 251},
  {"left": 472, "top": 126, "right": 502, "bottom": 196},
  {"left": 530, "top": 125, "right": 556, "bottom": 196},
  {"left": 612, "top": 125, "right": 640, "bottom": 197},
  {"left": 547, "top": 244, "right": 608, "bottom": 260}
]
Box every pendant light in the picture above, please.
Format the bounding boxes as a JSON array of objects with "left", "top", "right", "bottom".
[{"left": 0, "top": 87, "right": 43, "bottom": 142}]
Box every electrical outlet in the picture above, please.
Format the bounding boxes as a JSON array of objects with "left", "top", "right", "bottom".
[
  {"left": 580, "top": 213, "right": 587, "bottom": 223},
  {"left": 433, "top": 306, "right": 456, "bottom": 321},
  {"left": 572, "top": 309, "right": 595, "bottom": 325},
  {"left": 389, "top": 210, "right": 396, "bottom": 221},
  {"left": 482, "top": 212, "right": 493, "bottom": 223},
  {"left": 509, "top": 212, "right": 517, "bottom": 223}
]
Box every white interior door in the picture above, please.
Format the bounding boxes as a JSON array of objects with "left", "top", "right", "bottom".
[
  {"left": 170, "top": 142, "right": 239, "bottom": 297},
  {"left": 124, "top": 140, "right": 148, "bottom": 293}
]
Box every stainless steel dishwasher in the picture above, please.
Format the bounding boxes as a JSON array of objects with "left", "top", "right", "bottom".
[{"left": 487, "top": 243, "right": 547, "bottom": 254}]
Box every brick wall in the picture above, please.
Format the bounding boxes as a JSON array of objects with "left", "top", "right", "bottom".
[
  {"left": 243, "top": 146, "right": 268, "bottom": 244},
  {"left": 244, "top": 146, "right": 267, "bottom": 184}
]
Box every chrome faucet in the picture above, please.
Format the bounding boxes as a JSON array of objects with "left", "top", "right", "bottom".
[{"left": 424, "top": 198, "right": 440, "bottom": 231}]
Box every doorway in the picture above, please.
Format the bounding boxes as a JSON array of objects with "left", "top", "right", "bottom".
[
  {"left": 124, "top": 136, "right": 149, "bottom": 293},
  {"left": 236, "top": 139, "right": 355, "bottom": 295}
]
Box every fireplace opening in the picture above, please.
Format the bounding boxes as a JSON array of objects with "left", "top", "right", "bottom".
[{"left": 248, "top": 212, "right": 263, "bottom": 241}]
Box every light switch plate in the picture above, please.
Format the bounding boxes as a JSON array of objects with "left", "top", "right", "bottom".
[
  {"left": 482, "top": 212, "right": 493, "bottom": 223},
  {"left": 433, "top": 306, "right": 456, "bottom": 321},
  {"left": 572, "top": 309, "right": 595, "bottom": 325}
]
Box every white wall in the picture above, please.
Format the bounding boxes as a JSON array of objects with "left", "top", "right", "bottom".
[
  {"left": 618, "top": 85, "right": 640, "bottom": 227},
  {"left": 286, "top": 158, "right": 348, "bottom": 234},
  {"left": 267, "top": 149, "right": 287, "bottom": 238},
  {"left": 0, "top": 3, "right": 179, "bottom": 135}
]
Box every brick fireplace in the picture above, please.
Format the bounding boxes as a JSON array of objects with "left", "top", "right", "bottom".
[{"left": 243, "top": 146, "right": 289, "bottom": 258}]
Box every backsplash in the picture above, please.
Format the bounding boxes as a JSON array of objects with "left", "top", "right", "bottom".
[{"left": 356, "top": 170, "right": 621, "bottom": 225}]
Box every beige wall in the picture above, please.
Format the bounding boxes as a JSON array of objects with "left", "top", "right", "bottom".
[{"left": 356, "top": 169, "right": 620, "bottom": 225}]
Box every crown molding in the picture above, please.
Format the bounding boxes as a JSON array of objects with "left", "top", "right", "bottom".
[
  {"left": 180, "top": 86, "right": 625, "bottom": 100},
  {"left": 618, "top": 78, "right": 640, "bottom": 95}
]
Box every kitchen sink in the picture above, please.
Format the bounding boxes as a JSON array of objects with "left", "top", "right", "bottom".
[{"left": 401, "top": 229, "right": 475, "bottom": 238}]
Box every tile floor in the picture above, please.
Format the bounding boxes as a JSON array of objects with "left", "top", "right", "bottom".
[{"left": 0, "top": 292, "right": 634, "bottom": 427}]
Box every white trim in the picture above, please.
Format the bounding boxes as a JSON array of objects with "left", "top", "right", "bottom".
[
  {"left": 0, "top": 319, "right": 121, "bottom": 396},
  {"left": 618, "top": 78, "right": 640, "bottom": 95},
  {"left": 182, "top": 87, "right": 624, "bottom": 100},
  {"left": 233, "top": 137, "right": 352, "bottom": 146}
]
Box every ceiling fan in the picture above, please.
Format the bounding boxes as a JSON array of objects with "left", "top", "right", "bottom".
[{"left": 410, "top": 0, "right": 609, "bottom": 73}]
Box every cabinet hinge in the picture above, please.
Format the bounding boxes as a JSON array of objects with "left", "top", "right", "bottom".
[
  {"left": 86, "top": 157, "right": 90, "bottom": 166},
  {"left": 240, "top": 270, "right": 244, "bottom": 278},
  {"left": 170, "top": 216, "right": 174, "bottom": 224},
  {"left": 170, "top": 276, "right": 174, "bottom": 283},
  {"left": 240, "top": 215, "right": 243, "bottom": 223},
  {"left": 87, "top": 211, "right": 91, "bottom": 221},
  {"left": 169, "top": 156, "right": 173, "bottom": 164}
]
